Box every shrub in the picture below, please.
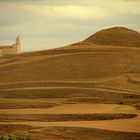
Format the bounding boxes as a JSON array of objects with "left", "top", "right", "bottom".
[
  {"left": 8, "top": 136, "right": 12, "bottom": 140},
  {"left": 0, "top": 136, "right": 5, "bottom": 140},
  {"left": 0, "top": 136, "right": 30, "bottom": 140}
]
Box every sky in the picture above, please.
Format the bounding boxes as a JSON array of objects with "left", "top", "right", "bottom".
[{"left": 0, "top": 0, "right": 140, "bottom": 52}]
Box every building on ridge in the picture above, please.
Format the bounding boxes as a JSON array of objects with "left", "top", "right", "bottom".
[{"left": 0, "top": 36, "right": 21, "bottom": 56}]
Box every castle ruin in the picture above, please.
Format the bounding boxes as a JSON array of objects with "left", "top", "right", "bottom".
[{"left": 0, "top": 36, "right": 21, "bottom": 56}]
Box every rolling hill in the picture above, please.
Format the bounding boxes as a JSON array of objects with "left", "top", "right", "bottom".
[{"left": 0, "top": 27, "right": 140, "bottom": 84}]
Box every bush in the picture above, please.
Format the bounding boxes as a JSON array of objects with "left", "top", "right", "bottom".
[
  {"left": 0, "top": 136, "right": 5, "bottom": 140},
  {"left": 0, "top": 136, "right": 30, "bottom": 140}
]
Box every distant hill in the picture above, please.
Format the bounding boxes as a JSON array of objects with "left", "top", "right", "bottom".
[{"left": 84, "top": 27, "right": 140, "bottom": 47}]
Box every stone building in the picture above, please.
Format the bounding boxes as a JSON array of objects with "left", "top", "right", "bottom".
[{"left": 0, "top": 36, "right": 21, "bottom": 56}]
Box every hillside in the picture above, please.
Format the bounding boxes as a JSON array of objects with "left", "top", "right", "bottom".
[
  {"left": 0, "top": 26, "right": 140, "bottom": 139},
  {"left": 0, "top": 28, "right": 139, "bottom": 80},
  {"left": 84, "top": 27, "right": 140, "bottom": 47},
  {"left": 0, "top": 27, "right": 140, "bottom": 87}
]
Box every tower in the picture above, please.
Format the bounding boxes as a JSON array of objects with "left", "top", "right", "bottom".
[{"left": 15, "top": 35, "right": 21, "bottom": 53}]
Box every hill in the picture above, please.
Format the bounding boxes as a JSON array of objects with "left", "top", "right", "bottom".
[
  {"left": 0, "top": 27, "right": 140, "bottom": 87},
  {"left": 0, "top": 26, "right": 140, "bottom": 139},
  {"left": 84, "top": 27, "right": 140, "bottom": 47}
]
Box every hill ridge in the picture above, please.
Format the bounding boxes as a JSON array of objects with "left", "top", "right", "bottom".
[{"left": 84, "top": 26, "right": 140, "bottom": 47}]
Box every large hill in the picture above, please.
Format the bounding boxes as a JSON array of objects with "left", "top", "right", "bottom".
[
  {"left": 0, "top": 27, "right": 140, "bottom": 90},
  {"left": 0, "top": 27, "right": 140, "bottom": 95},
  {"left": 0, "top": 27, "right": 140, "bottom": 139}
]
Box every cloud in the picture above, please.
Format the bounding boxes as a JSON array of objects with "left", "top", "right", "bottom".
[
  {"left": 23, "top": 4, "right": 109, "bottom": 20},
  {"left": 0, "top": 0, "right": 140, "bottom": 52},
  {"left": 0, "top": 3, "right": 32, "bottom": 26}
]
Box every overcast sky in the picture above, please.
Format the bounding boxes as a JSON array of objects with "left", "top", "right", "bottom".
[{"left": 0, "top": 0, "right": 140, "bottom": 52}]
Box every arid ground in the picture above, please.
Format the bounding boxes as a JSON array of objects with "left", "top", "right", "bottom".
[{"left": 0, "top": 27, "right": 140, "bottom": 140}]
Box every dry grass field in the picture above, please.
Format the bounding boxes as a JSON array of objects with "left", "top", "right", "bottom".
[{"left": 0, "top": 27, "right": 140, "bottom": 139}]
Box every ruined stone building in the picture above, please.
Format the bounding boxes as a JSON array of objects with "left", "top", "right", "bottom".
[{"left": 0, "top": 36, "right": 21, "bottom": 56}]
